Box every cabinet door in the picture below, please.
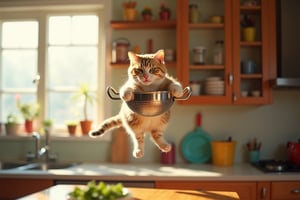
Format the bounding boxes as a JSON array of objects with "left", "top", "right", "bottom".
[
  {"left": 232, "top": 0, "right": 276, "bottom": 105},
  {"left": 0, "top": 178, "right": 53, "bottom": 199},
  {"left": 156, "top": 181, "right": 257, "bottom": 200},
  {"left": 257, "top": 181, "right": 271, "bottom": 200},
  {"left": 177, "top": 0, "right": 233, "bottom": 104},
  {"left": 271, "top": 181, "right": 300, "bottom": 200}
]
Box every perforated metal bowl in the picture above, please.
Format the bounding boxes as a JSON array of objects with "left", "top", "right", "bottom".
[{"left": 107, "top": 86, "right": 191, "bottom": 117}]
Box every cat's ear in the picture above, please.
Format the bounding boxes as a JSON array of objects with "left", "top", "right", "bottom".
[
  {"left": 128, "top": 51, "right": 139, "bottom": 63},
  {"left": 154, "top": 49, "right": 165, "bottom": 64}
]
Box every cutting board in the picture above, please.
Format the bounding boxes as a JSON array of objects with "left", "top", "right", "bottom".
[{"left": 111, "top": 127, "right": 129, "bottom": 163}]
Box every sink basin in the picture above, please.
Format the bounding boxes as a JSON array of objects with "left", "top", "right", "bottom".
[
  {"left": 24, "top": 162, "right": 78, "bottom": 170},
  {"left": 0, "top": 161, "right": 78, "bottom": 171},
  {"left": 0, "top": 161, "right": 29, "bottom": 170}
]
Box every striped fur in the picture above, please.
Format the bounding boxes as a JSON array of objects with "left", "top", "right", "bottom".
[{"left": 89, "top": 50, "right": 183, "bottom": 158}]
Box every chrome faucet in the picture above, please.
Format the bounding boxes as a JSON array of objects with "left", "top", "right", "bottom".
[{"left": 27, "top": 128, "right": 55, "bottom": 162}]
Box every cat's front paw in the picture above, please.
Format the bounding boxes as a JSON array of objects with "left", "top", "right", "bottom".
[
  {"left": 120, "top": 88, "right": 134, "bottom": 102},
  {"left": 133, "top": 148, "right": 144, "bottom": 158},
  {"left": 169, "top": 84, "right": 183, "bottom": 98}
]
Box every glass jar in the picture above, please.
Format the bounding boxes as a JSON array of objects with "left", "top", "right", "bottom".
[
  {"left": 189, "top": 4, "right": 199, "bottom": 23},
  {"left": 213, "top": 40, "right": 224, "bottom": 65},
  {"left": 193, "top": 46, "right": 206, "bottom": 64}
]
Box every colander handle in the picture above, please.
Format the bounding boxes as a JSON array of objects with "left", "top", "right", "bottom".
[
  {"left": 174, "top": 86, "right": 192, "bottom": 101},
  {"left": 107, "top": 86, "right": 121, "bottom": 100}
]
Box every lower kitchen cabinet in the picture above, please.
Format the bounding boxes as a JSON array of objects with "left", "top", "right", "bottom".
[
  {"left": 0, "top": 178, "right": 53, "bottom": 199},
  {"left": 271, "top": 181, "right": 300, "bottom": 200},
  {"left": 156, "top": 181, "right": 300, "bottom": 200},
  {"left": 155, "top": 181, "right": 257, "bottom": 200},
  {"left": 257, "top": 181, "right": 271, "bottom": 200}
]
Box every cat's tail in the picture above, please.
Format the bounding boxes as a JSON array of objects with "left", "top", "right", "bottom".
[{"left": 89, "top": 115, "right": 122, "bottom": 137}]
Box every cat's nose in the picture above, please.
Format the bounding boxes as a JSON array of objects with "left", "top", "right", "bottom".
[{"left": 143, "top": 74, "right": 149, "bottom": 79}]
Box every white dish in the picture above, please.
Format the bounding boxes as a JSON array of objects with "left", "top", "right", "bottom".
[
  {"left": 205, "top": 77, "right": 222, "bottom": 81},
  {"left": 251, "top": 90, "right": 261, "bottom": 97}
]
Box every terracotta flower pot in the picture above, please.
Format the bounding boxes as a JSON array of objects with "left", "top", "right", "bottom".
[
  {"left": 80, "top": 120, "right": 93, "bottom": 135},
  {"left": 124, "top": 8, "right": 137, "bottom": 21},
  {"left": 5, "top": 123, "right": 21, "bottom": 136},
  {"left": 67, "top": 125, "right": 77, "bottom": 136},
  {"left": 25, "top": 120, "right": 34, "bottom": 134},
  {"left": 160, "top": 11, "right": 170, "bottom": 20},
  {"left": 143, "top": 14, "right": 152, "bottom": 21}
]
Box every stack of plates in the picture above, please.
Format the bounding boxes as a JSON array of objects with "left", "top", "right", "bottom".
[{"left": 205, "top": 77, "right": 224, "bottom": 95}]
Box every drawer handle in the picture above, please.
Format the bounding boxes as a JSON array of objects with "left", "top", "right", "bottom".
[{"left": 291, "top": 189, "right": 300, "bottom": 194}]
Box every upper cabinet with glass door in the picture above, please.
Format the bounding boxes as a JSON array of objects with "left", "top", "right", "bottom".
[
  {"left": 232, "top": 0, "right": 276, "bottom": 105},
  {"left": 177, "top": 0, "right": 233, "bottom": 104},
  {"left": 177, "top": 0, "right": 276, "bottom": 105}
]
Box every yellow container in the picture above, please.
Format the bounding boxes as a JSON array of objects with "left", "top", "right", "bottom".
[
  {"left": 242, "top": 27, "right": 256, "bottom": 42},
  {"left": 211, "top": 141, "right": 236, "bottom": 166}
]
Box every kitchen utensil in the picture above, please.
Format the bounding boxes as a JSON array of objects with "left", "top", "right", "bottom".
[
  {"left": 107, "top": 86, "right": 192, "bottom": 117},
  {"left": 287, "top": 139, "right": 300, "bottom": 165},
  {"left": 181, "top": 113, "right": 211, "bottom": 163}
]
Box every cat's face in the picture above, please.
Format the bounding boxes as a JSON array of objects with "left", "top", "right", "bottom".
[{"left": 128, "top": 50, "right": 167, "bottom": 86}]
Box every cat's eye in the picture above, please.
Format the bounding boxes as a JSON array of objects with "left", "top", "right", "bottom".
[
  {"left": 149, "top": 67, "right": 159, "bottom": 74},
  {"left": 133, "top": 68, "right": 143, "bottom": 75}
]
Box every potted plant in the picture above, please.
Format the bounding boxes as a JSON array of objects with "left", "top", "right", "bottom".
[
  {"left": 72, "top": 83, "right": 96, "bottom": 135},
  {"left": 43, "top": 119, "right": 53, "bottom": 133},
  {"left": 141, "top": 7, "right": 153, "bottom": 21},
  {"left": 159, "top": 3, "right": 171, "bottom": 20},
  {"left": 16, "top": 96, "right": 40, "bottom": 134},
  {"left": 65, "top": 120, "right": 78, "bottom": 136},
  {"left": 122, "top": 1, "right": 137, "bottom": 21},
  {"left": 241, "top": 14, "right": 256, "bottom": 41},
  {"left": 5, "top": 113, "right": 21, "bottom": 136}
]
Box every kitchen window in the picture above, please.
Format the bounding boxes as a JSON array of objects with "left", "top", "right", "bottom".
[{"left": 0, "top": 7, "right": 106, "bottom": 136}]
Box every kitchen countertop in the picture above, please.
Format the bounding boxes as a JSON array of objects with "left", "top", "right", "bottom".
[{"left": 1, "top": 162, "right": 300, "bottom": 182}]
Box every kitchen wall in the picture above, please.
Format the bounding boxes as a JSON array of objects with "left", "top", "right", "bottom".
[{"left": 0, "top": 0, "right": 299, "bottom": 165}]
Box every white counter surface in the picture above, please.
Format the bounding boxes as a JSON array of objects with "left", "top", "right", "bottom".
[{"left": 1, "top": 163, "right": 300, "bottom": 182}]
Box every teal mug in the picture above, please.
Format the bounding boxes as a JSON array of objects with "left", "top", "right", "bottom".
[{"left": 249, "top": 150, "right": 260, "bottom": 163}]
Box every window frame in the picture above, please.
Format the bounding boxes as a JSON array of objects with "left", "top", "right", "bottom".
[{"left": 0, "top": 3, "right": 110, "bottom": 139}]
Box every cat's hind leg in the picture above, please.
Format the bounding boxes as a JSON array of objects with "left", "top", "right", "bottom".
[
  {"left": 150, "top": 130, "right": 171, "bottom": 152},
  {"left": 129, "top": 132, "right": 145, "bottom": 158}
]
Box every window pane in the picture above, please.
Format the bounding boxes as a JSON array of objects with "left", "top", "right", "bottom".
[
  {"left": 48, "top": 46, "right": 97, "bottom": 88},
  {"left": 48, "top": 16, "right": 71, "bottom": 45},
  {"left": 47, "top": 14, "right": 99, "bottom": 126},
  {"left": 2, "top": 50, "right": 37, "bottom": 89},
  {"left": 2, "top": 21, "right": 38, "bottom": 48},
  {"left": 49, "top": 15, "right": 98, "bottom": 45},
  {"left": 48, "top": 92, "right": 97, "bottom": 124},
  {"left": 72, "top": 15, "right": 98, "bottom": 44}
]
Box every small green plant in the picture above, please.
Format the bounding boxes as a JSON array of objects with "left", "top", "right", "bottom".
[
  {"left": 6, "top": 113, "right": 19, "bottom": 124},
  {"left": 65, "top": 120, "right": 78, "bottom": 126},
  {"left": 72, "top": 83, "right": 97, "bottom": 121},
  {"left": 141, "top": 7, "right": 152, "bottom": 16},
  {"left": 160, "top": 3, "right": 171, "bottom": 14},
  {"left": 241, "top": 14, "right": 255, "bottom": 27},
  {"left": 43, "top": 119, "right": 53, "bottom": 128},
  {"left": 16, "top": 96, "right": 40, "bottom": 121}
]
